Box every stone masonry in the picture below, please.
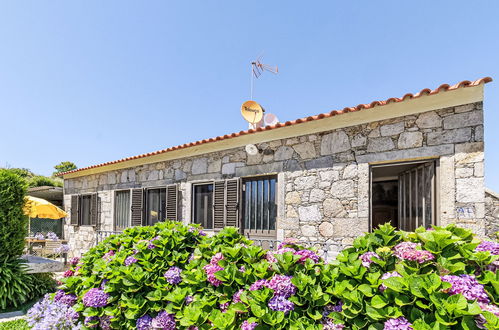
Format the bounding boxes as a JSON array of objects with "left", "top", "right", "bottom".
[{"left": 64, "top": 102, "right": 485, "bottom": 257}]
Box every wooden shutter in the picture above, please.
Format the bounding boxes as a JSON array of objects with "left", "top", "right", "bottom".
[
  {"left": 225, "top": 178, "right": 240, "bottom": 228},
  {"left": 131, "top": 188, "right": 144, "bottom": 226},
  {"left": 213, "top": 181, "right": 226, "bottom": 229},
  {"left": 166, "top": 184, "right": 178, "bottom": 221},
  {"left": 90, "top": 193, "right": 99, "bottom": 227},
  {"left": 70, "top": 195, "right": 79, "bottom": 225}
]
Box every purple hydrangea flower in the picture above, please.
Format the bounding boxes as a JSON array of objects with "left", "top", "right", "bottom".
[
  {"left": 100, "top": 279, "right": 109, "bottom": 289},
  {"left": 102, "top": 250, "right": 115, "bottom": 261},
  {"left": 294, "top": 249, "right": 320, "bottom": 263},
  {"left": 379, "top": 271, "right": 402, "bottom": 291},
  {"left": 220, "top": 302, "right": 230, "bottom": 312},
  {"left": 27, "top": 294, "right": 81, "bottom": 330},
  {"left": 34, "top": 232, "right": 45, "bottom": 240},
  {"left": 322, "top": 318, "right": 345, "bottom": 330},
  {"left": 164, "top": 266, "right": 182, "bottom": 285},
  {"left": 100, "top": 316, "right": 112, "bottom": 330},
  {"left": 199, "top": 230, "right": 207, "bottom": 236},
  {"left": 147, "top": 236, "right": 160, "bottom": 249},
  {"left": 152, "top": 311, "right": 176, "bottom": 330},
  {"left": 55, "top": 244, "right": 70, "bottom": 254},
  {"left": 478, "top": 302, "right": 499, "bottom": 316},
  {"left": 277, "top": 238, "right": 299, "bottom": 249},
  {"left": 69, "top": 257, "right": 80, "bottom": 266},
  {"left": 63, "top": 269, "right": 74, "bottom": 278},
  {"left": 476, "top": 241, "right": 499, "bottom": 255},
  {"left": 394, "top": 242, "right": 434, "bottom": 263},
  {"left": 241, "top": 320, "right": 258, "bottom": 330},
  {"left": 46, "top": 231, "right": 59, "bottom": 240},
  {"left": 54, "top": 290, "right": 77, "bottom": 306},
  {"left": 136, "top": 314, "right": 152, "bottom": 330},
  {"left": 239, "top": 265, "right": 246, "bottom": 272},
  {"left": 124, "top": 256, "right": 138, "bottom": 266},
  {"left": 249, "top": 279, "right": 267, "bottom": 291},
  {"left": 268, "top": 295, "right": 294, "bottom": 313},
  {"left": 383, "top": 317, "right": 413, "bottom": 330},
  {"left": 188, "top": 226, "right": 196, "bottom": 233},
  {"left": 266, "top": 248, "right": 295, "bottom": 263},
  {"left": 360, "top": 251, "right": 380, "bottom": 267},
  {"left": 441, "top": 274, "right": 490, "bottom": 303},
  {"left": 82, "top": 288, "right": 109, "bottom": 307},
  {"left": 203, "top": 253, "right": 225, "bottom": 286},
  {"left": 233, "top": 289, "right": 244, "bottom": 303},
  {"left": 84, "top": 316, "right": 99, "bottom": 328},
  {"left": 185, "top": 296, "right": 194, "bottom": 305},
  {"left": 265, "top": 275, "right": 296, "bottom": 298}
]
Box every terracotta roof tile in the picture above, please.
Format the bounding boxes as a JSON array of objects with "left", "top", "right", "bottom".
[{"left": 58, "top": 77, "right": 492, "bottom": 177}]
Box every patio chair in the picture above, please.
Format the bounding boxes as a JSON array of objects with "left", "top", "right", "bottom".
[{"left": 41, "top": 240, "right": 62, "bottom": 258}]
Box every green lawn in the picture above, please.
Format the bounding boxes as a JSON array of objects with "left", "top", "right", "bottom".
[{"left": 0, "top": 319, "right": 29, "bottom": 330}]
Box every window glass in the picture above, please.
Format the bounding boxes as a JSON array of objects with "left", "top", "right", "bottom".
[
  {"left": 193, "top": 184, "right": 213, "bottom": 229},
  {"left": 115, "top": 190, "right": 131, "bottom": 230},
  {"left": 80, "top": 195, "right": 92, "bottom": 226},
  {"left": 244, "top": 176, "right": 277, "bottom": 232},
  {"left": 146, "top": 188, "right": 166, "bottom": 225}
]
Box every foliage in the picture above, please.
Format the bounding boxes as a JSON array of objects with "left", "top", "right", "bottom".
[
  {"left": 28, "top": 175, "right": 63, "bottom": 188},
  {"left": 0, "top": 169, "right": 28, "bottom": 258},
  {"left": 53, "top": 161, "right": 77, "bottom": 176},
  {"left": 0, "top": 319, "right": 30, "bottom": 330},
  {"left": 0, "top": 259, "right": 56, "bottom": 310},
  {"left": 31, "top": 222, "right": 499, "bottom": 329}
]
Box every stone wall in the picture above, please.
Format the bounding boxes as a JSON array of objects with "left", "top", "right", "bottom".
[
  {"left": 485, "top": 189, "right": 499, "bottom": 238},
  {"left": 63, "top": 102, "right": 485, "bottom": 257}
]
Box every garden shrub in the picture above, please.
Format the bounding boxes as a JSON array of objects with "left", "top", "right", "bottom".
[
  {"left": 0, "top": 259, "right": 56, "bottom": 310},
  {"left": 31, "top": 222, "right": 499, "bottom": 329},
  {"left": 0, "top": 169, "right": 28, "bottom": 258},
  {"left": 0, "top": 169, "right": 57, "bottom": 310}
]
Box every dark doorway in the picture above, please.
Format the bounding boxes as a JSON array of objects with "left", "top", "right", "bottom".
[{"left": 371, "top": 161, "right": 436, "bottom": 231}]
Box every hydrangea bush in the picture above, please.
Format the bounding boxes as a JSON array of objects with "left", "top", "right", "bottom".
[{"left": 29, "top": 222, "right": 499, "bottom": 329}]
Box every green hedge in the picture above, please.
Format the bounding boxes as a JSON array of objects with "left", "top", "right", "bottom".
[{"left": 0, "top": 169, "right": 28, "bottom": 258}]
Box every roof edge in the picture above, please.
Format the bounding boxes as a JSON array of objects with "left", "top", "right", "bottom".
[{"left": 59, "top": 77, "right": 492, "bottom": 179}]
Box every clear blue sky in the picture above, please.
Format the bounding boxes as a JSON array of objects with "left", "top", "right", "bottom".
[{"left": 1, "top": 1, "right": 498, "bottom": 189}]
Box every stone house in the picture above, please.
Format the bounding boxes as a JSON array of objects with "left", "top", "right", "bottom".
[{"left": 58, "top": 77, "right": 495, "bottom": 258}]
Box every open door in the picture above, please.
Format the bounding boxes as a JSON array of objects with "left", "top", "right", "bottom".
[
  {"left": 398, "top": 162, "right": 435, "bottom": 231},
  {"left": 371, "top": 161, "right": 436, "bottom": 231}
]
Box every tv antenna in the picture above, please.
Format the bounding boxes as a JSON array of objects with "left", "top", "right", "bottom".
[{"left": 250, "top": 55, "right": 278, "bottom": 99}]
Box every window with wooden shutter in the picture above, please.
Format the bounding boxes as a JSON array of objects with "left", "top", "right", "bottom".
[
  {"left": 131, "top": 188, "right": 144, "bottom": 226},
  {"left": 70, "top": 195, "right": 79, "bottom": 225},
  {"left": 166, "top": 184, "right": 178, "bottom": 221},
  {"left": 213, "top": 181, "right": 226, "bottom": 229},
  {"left": 225, "top": 179, "right": 240, "bottom": 228}
]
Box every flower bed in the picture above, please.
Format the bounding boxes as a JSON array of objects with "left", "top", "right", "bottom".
[{"left": 28, "top": 222, "right": 499, "bottom": 329}]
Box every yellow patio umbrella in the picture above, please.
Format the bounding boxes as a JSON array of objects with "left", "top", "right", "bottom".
[{"left": 23, "top": 196, "right": 67, "bottom": 219}]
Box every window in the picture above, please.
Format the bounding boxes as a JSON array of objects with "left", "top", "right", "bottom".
[
  {"left": 243, "top": 176, "right": 277, "bottom": 237},
  {"left": 80, "top": 195, "right": 92, "bottom": 226},
  {"left": 190, "top": 176, "right": 277, "bottom": 238},
  {"left": 192, "top": 184, "right": 213, "bottom": 229},
  {"left": 128, "top": 185, "right": 178, "bottom": 227},
  {"left": 70, "top": 193, "right": 98, "bottom": 226},
  {"left": 115, "top": 190, "right": 131, "bottom": 230},
  {"left": 370, "top": 161, "right": 436, "bottom": 231},
  {"left": 145, "top": 188, "right": 166, "bottom": 226}
]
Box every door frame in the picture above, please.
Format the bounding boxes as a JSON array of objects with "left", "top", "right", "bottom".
[{"left": 368, "top": 158, "right": 440, "bottom": 232}]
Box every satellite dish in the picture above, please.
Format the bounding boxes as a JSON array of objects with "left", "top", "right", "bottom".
[
  {"left": 263, "top": 113, "right": 279, "bottom": 126},
  {"left": 245, "top": 144, "right": 259, "bottom": 156},
  {"left": 241, "top": 100, "right": 264, "bottom": 124}
]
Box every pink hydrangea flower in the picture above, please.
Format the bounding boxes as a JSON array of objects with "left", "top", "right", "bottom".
[
  {"left": 360, "top": 252, "right": 380, "bottom": 267},
  {"left": 393, "top": 242, "right": 434, "bottom": 263},
  {"left": 379, "top": 271, "right": 402, "bottom": 291}
]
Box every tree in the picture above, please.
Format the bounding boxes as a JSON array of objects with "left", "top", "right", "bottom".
[{"left": 53, "top": 161, "right": 77, "bottom": 176}]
